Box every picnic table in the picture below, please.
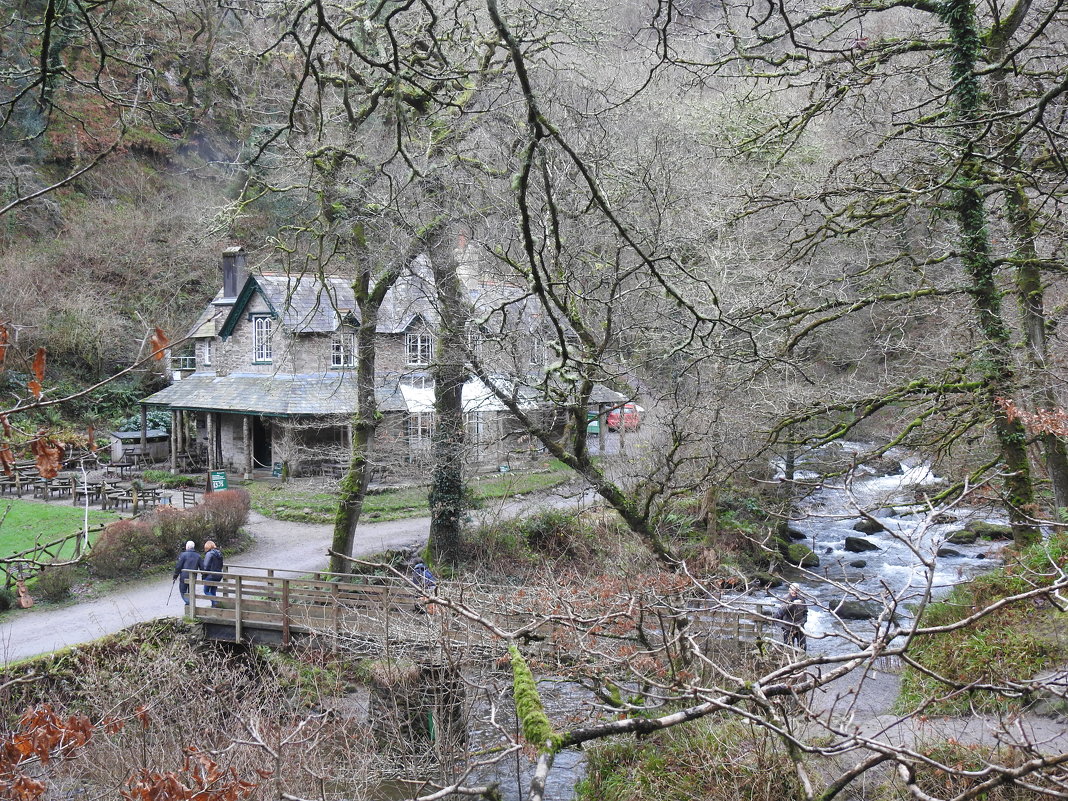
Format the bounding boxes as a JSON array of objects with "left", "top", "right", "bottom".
[{"left": 109, "top": 461, "right": 137, "bottom": 480}]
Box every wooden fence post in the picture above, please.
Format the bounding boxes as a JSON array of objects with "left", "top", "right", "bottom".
[
  {"left": 331, "top": 581, "right": 340, "bottom": 651},
  {"left": 235, "top": 575, "right": 243, "bottom": 644},
  {"left": 282, "top": 579, "right": 290, "bottom": 647}
]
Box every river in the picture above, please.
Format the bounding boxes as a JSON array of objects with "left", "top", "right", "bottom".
[{"left": 377, "top": 445, "right": 1008, "bottom": 799}]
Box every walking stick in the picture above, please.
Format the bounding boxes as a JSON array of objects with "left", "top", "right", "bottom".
[{"left": 167, "top": 578, "right": 176, "bottom": 606}]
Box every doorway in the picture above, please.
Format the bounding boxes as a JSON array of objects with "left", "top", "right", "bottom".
[{"left": 252, "top": 416, "right": 272, "bottom": 468}]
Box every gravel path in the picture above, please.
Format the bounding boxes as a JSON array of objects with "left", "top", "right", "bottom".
[
  {"left": 811, "top": 658, "right": 1068, "bottom": 755},
  {"left": 0, "top": 483, "right": 595, "bottom": 666},
  {"left": 0, "top": 510, "right": 429, "bottom": 665}
]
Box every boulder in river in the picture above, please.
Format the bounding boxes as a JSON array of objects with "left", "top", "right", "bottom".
[
  {"left": 784, "top": 542, "right": 820, "bottom": 568},
  {"left": 848, "top": 559, "right": 867, "bottom": 568},
  {"left": 946, "top": 529, "right": 979, "bottom": 545},
  {"left": 865, "top": 455, "right": 904, "bottom": 475},
  {"left": 844, "top": 536, "right": 881, "bottom": 553},
  {"left": 784, "top": 525, "right": 808, "bottom": 541},
  {"left": 829, "top": 599, "right": 884, "bottom": 620},
  {"left": 932, "top": 512, "right": 959, "bottom": 525},
  {"left": 852, "top": 518, "right": 887, "bottom": 535},
  {"left": 936, "top": 548, "right": 963, "bottom": 558},
  {"left": 966, "top": 521, "right": 1013, "bottom": 540}
]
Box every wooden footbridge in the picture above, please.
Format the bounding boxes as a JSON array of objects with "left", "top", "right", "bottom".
[{"left": 186, "top": 566, "right": 781, "bottom": 660}]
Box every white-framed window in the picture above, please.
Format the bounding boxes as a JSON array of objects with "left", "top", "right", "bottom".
[
  {"left": 331, "top": 332, "right": 357, "bottom": 367},
  {"left": 405, "top": 332, "right": 433, "bottom": 366},
  {"left": 408, "top": 412, "right": 434, "bottom": 449},
  {"left": 253, "top": 316, "right": 272, "bottom": 363},
  {"left": 202, "top": 338, "right": 213, "bottom": 367},
  {"left": 466, "top": 410, "right": 488, "bottom": 443}
]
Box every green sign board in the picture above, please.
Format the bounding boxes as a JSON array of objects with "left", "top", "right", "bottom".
[
  {"left": 271, "top": 461, "right": 283, "bottom": 478},
  {"left": 209, "top": 470, "right": 228, "bottom": 491}
]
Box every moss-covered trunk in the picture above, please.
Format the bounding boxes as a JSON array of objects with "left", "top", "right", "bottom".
[
  {"left": 428, "top": 241, "right": 468, "bottom": 565},
  {"left": 988, "top": 16, "right": 1068, "bottom": 520},
  {"left": 331, "top": 293, "right": 381, "bottom": 574},
  {"left": 941, "top": 0, "right": 1038, "bottom": 546}
]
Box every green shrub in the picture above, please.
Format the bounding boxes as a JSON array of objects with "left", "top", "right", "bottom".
[
  {"left": 86, "top": 518, "right": 159, "bottom": 578},
  {"left": 516, "top": 509, "right": 591, "bottom": 558},
  {"left": 199, "top": 489, "right": 251, "bottom": 547},
  {"left": 34, "top": 563, "right": 77, "bottom": 601},
  {"left": 0, "top": 586, "right": 14, "bottom": 612},
  {"left": 154, "top": 505, "right": 207, "bottom": 557},
  {"left": 86, "top": 490, "right": 250, "bottom": 578},
  {"left": 142, "top": 470, "right": 199, "bottom": 488},
  {"left": 115, "top": 409, "right": 172, "bottom": 433},
  {"left": 577, "top": 718, "right": 801, "bottom": 801}
]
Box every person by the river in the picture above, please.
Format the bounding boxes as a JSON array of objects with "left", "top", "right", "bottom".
[
  {"left": 172, "top": 540, "right": 202, "bottom": 605},
  {"left": 775, "top": 583, "right": 808, "bottom": 650}
]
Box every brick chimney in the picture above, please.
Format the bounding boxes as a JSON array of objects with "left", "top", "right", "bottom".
[{"left": 221, "top": 245, "right": 247, "bottom": 301}]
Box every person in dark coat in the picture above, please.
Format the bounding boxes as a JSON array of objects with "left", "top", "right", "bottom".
[
  {"left": 409, "top": 560, "right": 436, "bottom": 591},
  {"left": 202, "top": 540, "right": 223, "bottom": 606},
  {"left": 172, "top": 540, "right": 202, "bottom": 605},
  {"left": 775, "top": 583, "right": 808, "bottom": 650}
]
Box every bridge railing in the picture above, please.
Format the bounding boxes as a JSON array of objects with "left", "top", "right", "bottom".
[
  {"left": 186, "top": 567, "right": 781, "bottom": 656},
  {"left": 187, "top": 568, "right": 436, "bottom": 646}
]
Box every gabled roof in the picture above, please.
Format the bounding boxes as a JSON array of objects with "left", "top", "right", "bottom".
[{"left": 217, "top": 269, "right": 437, "bottom": 339}]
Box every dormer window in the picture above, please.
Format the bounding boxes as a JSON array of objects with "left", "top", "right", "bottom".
[
  {"left": 253, "top": 315, "right": 272, "bottom": 363},
  {"left": 405, "top": 332, "right": 433, "bottom": 366},
  {"left": 331, "top": 331, "right": 357, "bottom": 367},
  {"left": 203, "top": 338, "right": 213, "bottom": 367}
]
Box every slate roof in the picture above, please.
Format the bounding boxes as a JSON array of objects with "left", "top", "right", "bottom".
[
  {"left": 221, "top": 261, "right": 438, "bottom": 337},
  {"left": 186, "top": 293, "right": 227, "bottom": 339},
  {"left": 141, "top": 373, "right": 407, "bottom": 416},
  {"left": 140, "top": 372, "right": 614, "bottom": 417}
]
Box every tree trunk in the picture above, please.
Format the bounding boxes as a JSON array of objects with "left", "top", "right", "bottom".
[
  {"left": 428, "top": 241, "right": 468, "bottom": 565},
  {"left": 987, "top": 18, "right": 1068, "bottom": 521},
  {"left": 331, "top": 278, "right": 386, "bottom": 574},
  {"left": 942, "top": 0, "right": 1038, "bottom": 546}
]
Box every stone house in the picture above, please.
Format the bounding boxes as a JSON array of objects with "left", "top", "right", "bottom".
[{"left": 142, "top": 247, "right": 611, "bottom": 478}]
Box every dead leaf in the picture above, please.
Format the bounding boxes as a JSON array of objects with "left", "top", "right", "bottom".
[
  {"left": 0, "top": 323, "right": 9, "bottom": 369},
  {"left": 28, "top": 348, "right": 46, "bottom": 399},
  {"left": 149, "top": 328, "right": 169, "bottom": 361},
  {"left": 30, "top": 431, "right": 64, "bottom": 479}
]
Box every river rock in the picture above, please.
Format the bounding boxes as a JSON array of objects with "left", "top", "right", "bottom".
[
  {"left": 829, "top": 599, "right": 883, "bottom": 620},
  {"left": 798, "top": 442, "right": 853, "bottom": 474},
  {"left": 852, "top": 518, "right": 887, "bottom": 535},
  {"left": 753, "top": 572, "right": 783, "bottom": 588},
  {"left": 844, "top": 536, "right": 880, "bottom": 553},
  {"left": 932, "top": 513, "right": 959, "bottom": 525},
  {"left": 865, "top": 455, "right": 903, "bottom": 476},
  {"left": 946, "top": 529, "right": 979, "bottom": 545},
  {"left": 966, "top": 521, "right": 1013, "bottom": 540},
  {"left": 848, "top": 559, "right": 867, "bottom": 568},
  {"left": 784, "top": 526, "right": 808, "bottom": 541},
  {"left": 936, "top": 548, "right": 963, "bottom": 558},
  {"left": 783, "top": 543, "right": 820, "bottom": 568}
]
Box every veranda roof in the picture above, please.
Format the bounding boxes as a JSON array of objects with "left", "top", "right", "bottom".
[{"left": 141, "top": 373, "right": 407, "bottom": 417}]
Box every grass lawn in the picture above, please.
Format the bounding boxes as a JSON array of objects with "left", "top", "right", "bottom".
[
  {"left": 0, "top": 499, "right": 118, "bottom": 558},
  {"left": 245, "top": 459, "right": 575, "bottom": 524}
]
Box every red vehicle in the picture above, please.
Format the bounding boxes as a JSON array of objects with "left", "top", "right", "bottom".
[{"left": 606, "top": 403, "right": 642, "bottom": 432}]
